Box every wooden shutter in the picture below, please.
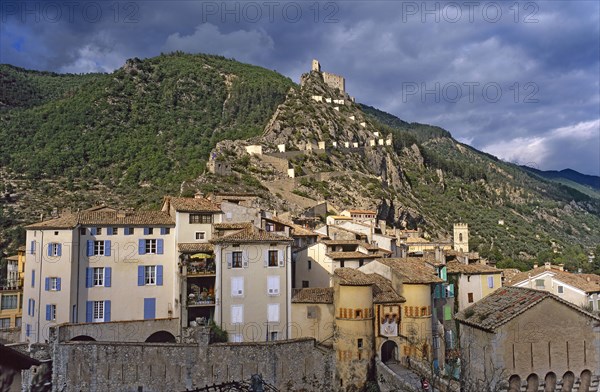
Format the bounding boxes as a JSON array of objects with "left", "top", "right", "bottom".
[
  {"left": 144, "top": 298, "right": 156, "bottom": 319},
  {"left": 157, "top": 239, "right": 164, "bottom": 255},
  {"left": 138, "top": 266, "right": 145, "bottom": 286},
  {"left": 45, "top": 277, "right": 50, "bottom": 291},
  {"left": 86, "top": 240, "right": 94, "bottom": 257},
  {"left": 57, "top": 278, "right": 61, "bottom": 291},
  {"left": 105, "top": 268, "right": 112, "bottom": 287},
  {"left": 104, "top": 301, "right": 111, "bottom": 322},
  {"left": 57, "top": 243, "right": 62, "bottom": 257},
  {"left": 86, "top": 301, "right": 93, "bottom": 322},
  {"left": 156, "top": 265, "right": 163, "bottom": 286},
  {"left": 105, "top": 241, "right": 111, "bottom": 257},
  {"left": 138, "top": 240, "right": 146, "bottom": 255}
]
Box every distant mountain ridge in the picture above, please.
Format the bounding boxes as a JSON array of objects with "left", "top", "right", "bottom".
[
  {"left": 521, "top": 166, "right": 600, "bottom": 190},
  {"left": 0, "top": 53, "right": 599, "bottom": 268}
]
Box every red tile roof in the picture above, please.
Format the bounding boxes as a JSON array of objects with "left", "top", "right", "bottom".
[
  {"left": 292, "top": 288, "right": 334, "bottom": 304},
  {"left": 212, "top": 225, "right": 292, "bottom": 243},
  {"left": 377, "top": 258, "right": 444, "bottom": 284},
  {"left": 166, "top": 196, "right": 222, "bottom": 213}
]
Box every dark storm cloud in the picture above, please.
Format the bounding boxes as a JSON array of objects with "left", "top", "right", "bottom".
[{"left": 1, "top": 0, "right": 598, "bottom": 174}]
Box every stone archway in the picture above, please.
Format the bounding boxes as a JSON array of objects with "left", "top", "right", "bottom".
[
  {"left": 145, "top": 331, "right": 176, "bottom": 343},
  {"left": 580, "top": 370, "right": 592, "bottom": 392},
  {"left": 544, "top": 372, "right": 556, "bottom": 392},
  {"left": 381, "top": 340, "right": 398, "bottom": 363},
  {"left": 508, "top": 375, "right": 521, "bottom": 392},
  {"left": 70, "top": 335, "right": 96, "bottom": 341},
  {"left": 562, "top": 371, "right": 575, "bottom": 392},
  {"left": 526, "top": 374, "right": 539, "bottom": 392}
]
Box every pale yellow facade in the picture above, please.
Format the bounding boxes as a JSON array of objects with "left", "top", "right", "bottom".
[{"left": 290, "top": 302, "right": 334, "bottom": 341}]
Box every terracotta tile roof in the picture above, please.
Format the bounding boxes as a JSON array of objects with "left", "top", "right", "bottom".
[
  {"left": 26, "top": 209, "right": 175, "bottom": 229},
  {"left": 507, "top": 266, "right": 600, "bottom": 293},
  {"left": 329, "top": 216, "right": 353, "bottom": 220},
  {"left": 77, "top": 211, "right": 174, "bottom": 226},
  {"left": 327, "top": 252, "right": 382, "bottom": 260},
  {"left": 178, "top": 243, "right": 214, "bottom": 253},
  {"left": 500, "top": 268, "right": 521, "bottom": 282},
  {"left": 264, "top": 216, "right": 316, "bottom": 237},
  {"left": 322, "top": 240, "right": 377, "bottom": 249},
  {"left": 25, "top": 214, "right": 79, "bottom": 229},
  {"left": 377, "top": 258, "right": 444, "bottom": 284},
  {"left": 6, "top": 255, "right": 19, "bottom": 261},
  {"left": 334, "top": 268, "right": 374, "bottom": 286},
  {"left": 446, "top": 262, "right": 502, "bottom": 275},
  {"left": 166, "top": 196, "right": 222, "bottom": 213},
  {"left": 213, "top": 222, "right": 253, "bottom": 230},
  {"left": 292, "top": 288, "right": 334, "bottom": 303},
  {"left": 455, "top": 286, "right": 600, "bottom": 332},
  {"left": 212, "top": 225, "right": 292, "bottom": 243},
  {"left": 17, "top": 245, "right": 25, "bottom": 252},
  {"left": 368, "top": 273, "right": 405, "bottom": 304}
]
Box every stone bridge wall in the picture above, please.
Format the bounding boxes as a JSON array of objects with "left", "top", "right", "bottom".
[{"left": 55, "top": 318, "right": 180, "bottom": 343}]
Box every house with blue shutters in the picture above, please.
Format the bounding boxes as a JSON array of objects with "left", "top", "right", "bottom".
[{"left": 21, "top": 206, "right": 175, "bottom": 343}]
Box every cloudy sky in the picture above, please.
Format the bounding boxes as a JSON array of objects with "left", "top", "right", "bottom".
[{"left": 2, "top": 0, "right": 599, "bottom": 175}]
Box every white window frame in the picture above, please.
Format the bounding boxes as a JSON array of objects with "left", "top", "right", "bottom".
[
  {"left": 231, "top": 305, "right": 243, "bottom": 324},
  {"left": 267, "top": 303, "right": 280, "bottom": 322},
  {"left": 50, "top": 243, "right": 60, "bottom": 256},
  {"left": 93, "top": 241, "right": 105, "bottom": 256},
  {"left": 145, "top": 239, "right": 157, "bottom": 254},
  {"left": 231, "top": 277, "right": 244, "bottom": 297},
  {"left": 49, "top": 304, "right": 57, "bottom": 321},
  {"left": 267, "top": 276, "right": 280, "bottom": 296},
  {"left": 93, "top": 301, "right": 104, "bottom": 322},
  {"left": 232, "top": 251, "right": 243, "bottom": 269},
  {"left": 93, "top": 267, "right": 105, "bottom": 287},
  {"left": 195, "top": 231, "right": 206, "bottom": 241},
  {"left": 144, "top": 265, "right": 157, "bottom": 285},
  {"left": 50, "top": 277, "right": 59, "bottom": 291}
]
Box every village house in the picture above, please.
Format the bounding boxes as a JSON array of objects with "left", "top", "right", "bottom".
[
  {"left": 506, "top": 262, "right": 600, "bottom": 311},
  {"left": 456, "top": 286, "right": 600, "bottom": 391},
  {"left": 1, "top": 246, "right": 25, "bottom": 337},
  {"left": 446, "top": 261, "right": 502, "bottom": 311}
]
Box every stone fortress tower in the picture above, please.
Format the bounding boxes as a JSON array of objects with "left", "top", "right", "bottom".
[
  {"left": 311, "top": 59, "right": 345, "bottom": 93},
  {"left": 453, "top": 223, "right": 469, "bottom": 252}
]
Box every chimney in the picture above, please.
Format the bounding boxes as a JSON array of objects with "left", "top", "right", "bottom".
[
  {"left": 194, "top": 191, "right": 204, "bottom": 199},
  {"left": 587, "top": 276, "right": 591, "bottom": 282},
  {"left": 117, "top": 210, "right": 127, "bottom": 218},
  {"left": 533, "top": 263, "right": 538, "bottom": 269},
  {"left": 544, "top": 262, "right": 551, "bottom": 270},
  {"left": 558, "top": 264, "right": 564, "bottom": 271}
]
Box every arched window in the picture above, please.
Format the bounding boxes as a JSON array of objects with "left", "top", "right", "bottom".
[
  {"left": 508, "top": 375, "right": 521, "bottom": 392},
  {"left": 526, "top": 374, "right": 539, "bottom": 392},
  {"left": 544, "top": 372, "right": 556, "bottom": 392},
  {"left": 562, "top": 372, "right": 575, "bottom": 392}
]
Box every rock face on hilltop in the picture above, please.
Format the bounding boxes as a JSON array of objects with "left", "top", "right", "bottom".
[{"left": 0, "top": 54, "right": 599, "bottom": 267}]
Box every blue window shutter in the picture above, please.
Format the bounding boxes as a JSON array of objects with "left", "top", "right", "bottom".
[
  {"left": 157, "top": 239, "right": 164, "bottom": 255},
  {"left": 85, "top": 268, "right": 92, "bottom": 288},
  {"left": 160, "top": 227, "right": 166, "bottom": 235},
  {"left": 45, "top": 277, "right": 50, "bottom": 291},
  {"left": 138, "top": 240, "right": 146, "bottom": 255},
  {"left": 105, "top": 240, "right": 111, "bottom": 257},
  {"left": 124, "top": 227, "right": 130, "bottom": 235},
  {"left": 47, "top": 244, "right": 52, "bottom": 257},
  {"left": 86, "top": 301, "right": 93, "bottom": 322},
  {"left": 46, "top": 305, "right": 51, "bottom": 321},
  {"left": 107, "top": 228, "right": 113, "bottom": 236},
  {"left": 104, "top": 301, "right": 111, "bottom": 322},
  {"left": 30, "top": 240, "right": 35, "bottom": 254},
  {"left": 144, "top": 298, "right": 156, "bottom": 319},
  {"left": 26, "top": 324, "right": 31, "bottom": 337},
  {"left": 143, "top": 227, "right": 150, "bottom": 235},
  {"left": 57, "top": 278, "right": 61, "bottom": 291},
  {"left": 87, "top": 240, "right": 94, "bottom": 257},
  {"left": 91, "top": 228, "right": 97, "bottom": 236},
  {"left": 157, "top": 265, "right": 163, "bottom": 286},
  {"left": 57, "top": 243, "right": 62, "bottom": 257},
  {"left": 31, "top": 270, "right": 35, "bottom": 288},
  {"left": 32, "top": 299, "right": 35, "bottom": 316},
  {"left": 138, "top": 266, "right": 145, "bottom": 286},
  {"left": 105, "top": 268, "right": 112, "bottom": 287},
  {"left": 28, "top": 299, "right": 31, "bottom": 316}
]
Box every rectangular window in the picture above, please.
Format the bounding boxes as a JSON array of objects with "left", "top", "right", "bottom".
[
  {"left": 270, "top": 331, "right": 279, "bottom": 341},
  {"left": 145, "top": 228, "right": 154, "bottom": 235},
  {"left": 0, "top": 295, "right": 18, "bottom": 310},
  {"left": 302, "top": 280, "right": 309, "bottom": 288},
  {"left": 443, "top": 305, "right": 452, "bottom": 321},
  {"left": 468, "top": 293, "right": 474, "bottom": 303},
  {"left": 308, "top": 260, "right": 312, "bottom": 270},
  {"left": 189, "top": 214, "right": 212, "bottom": 224},
  {"left": 558, "top": 285, "right": 564, "bottom": 294},
  {"left": 109, "top": 227, "right": 118, "bottom": 235},
  {"left": 31, "top": 269, "right": 35, "bottom": 288},
  {"left": 232, "top": 251, "right": 243, "bottom": 269},
  {"left": 93, "top": 301, "right": 104, "bottom": 322},
  {"left": 267, "top": 276, "right": 280, "bottom": 296},
  {"left": 357, "top": 338, "right": 363, "bottom": 349},
  {"left": 96, "top": 228, "right": 102, "bottom": 235},
  {"left": 267, "top": 303, "right": 280, "bottom": 322},
  {"left": 80, "top": 228, "right": 87, "bottom": 235},
  {"left": 125, "top": 227, "right": 134, "bottom": 235},
  {"left": 266, "top": 222, "right": 275, "bottom": 232},
  {"left": 0, "top": 318, "right": 10, "bottom": 329},
  {"left": 160, "top": 227, "right": 170, "bottom": 235},
  {"left": 535, "top": 279, "right": 545, "bottom": 288},
  {"left": 93, "top": 267, "right": 105, "bottom": 286},
  {"left": 145, "top": 266, "right": 157, "bottom": 285},
  {"left": 195, "top": 232, "right": 206, "bottom": 241},
  {"left": 50, "top": 277, "right": 59, "bottom": 291},
  {"left": 145, "top": 239, "right": 157, "bottom": 254},
  {"left": 487, "top": 276, "right": 494, "bottom": 288},
  {"left": 94, "top": 241, "right": 105, "bottom": 256},
  {"left": 46, "top": 304, "right": 56, "bottom": 321},
  {"left": 268, "top": 250, "right": 278, "bottom": 267},
  {"left": 49, "top": 243, "right": 60, "bottom": 257},
  {"left": 231, "top": 305, "right": 243, "bottom": 324},
  {"left": 231, "top": 277, "right": 244, "bottom": 297}
]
